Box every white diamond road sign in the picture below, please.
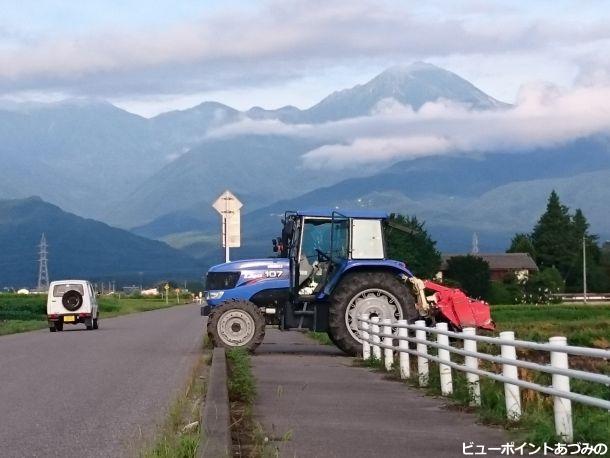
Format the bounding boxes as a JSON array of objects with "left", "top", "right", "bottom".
[{"left": 212, "top": 190, "right": 243, "bottom": 248}]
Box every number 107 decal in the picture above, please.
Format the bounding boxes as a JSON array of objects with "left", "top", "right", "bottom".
[{"left": 264, "top": 270, "right": 283, "bottom": 278}]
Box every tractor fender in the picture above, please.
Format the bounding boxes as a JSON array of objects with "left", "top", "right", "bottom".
[{"left": 322, "top": 260, "right": 414, "bottom": 297}]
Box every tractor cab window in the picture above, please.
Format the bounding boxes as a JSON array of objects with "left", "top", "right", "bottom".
[
  {"left": 330, "top": 218, "right": 349, "bottom": 262},
  {"left": 297, "top": 218, "right": 333, "bottom": 288},
  {"left": 301, "top": 219, "right": 333, "bottom": 264},
  {"left": 351, "top": 219, "right": 384, "bottom": 259}
]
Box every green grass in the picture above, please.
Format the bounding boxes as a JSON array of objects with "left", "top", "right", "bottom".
[
  {"left": 490, "top": 303, "right": 610, "bottom": 348},
  {"left": 98, "top": 296, "right": 183, "bottom": 317},
  {"left": 0, "top": 293, "right": 185, "bottom": 336},
  {"left": 226, "top": 347, "right": 256, "bottom": 405},
  {"left": 225, "top": 348, "right": 280, "bottom": 457},
  {"left": 307, "top": 331, "right": 334, "bottom": 346},
  {"left": 142, "top": 351, "right": 207, "bottom": 458},
  {"left": 226, "top": 347, "right": 256, "bottom": 455},
  {"left": 0, "top": 319, "right": 49, "bottom": 334}
]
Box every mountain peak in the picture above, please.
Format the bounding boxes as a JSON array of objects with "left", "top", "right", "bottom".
[
  {"left": 382, "top": 61, "right": 441, "bottom": 76},
  {"left": 301, "top": 62, "right": 508, "bottom": 122}
]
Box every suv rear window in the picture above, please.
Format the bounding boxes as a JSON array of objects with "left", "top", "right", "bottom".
[{"left": 53, "top": 284, "right": 85, "bottom": 297}]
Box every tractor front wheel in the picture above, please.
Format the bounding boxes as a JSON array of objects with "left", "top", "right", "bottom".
[
  {"left": 207, "top": 300, "right": 265, "bottom": 352},
  {"left": 328, "top": 271, "right": 418, "bottom": 356}
]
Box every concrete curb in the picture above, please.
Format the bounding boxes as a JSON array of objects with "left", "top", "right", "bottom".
[{"left": 200, "top": 347, "right": 231, "bottom": 457}]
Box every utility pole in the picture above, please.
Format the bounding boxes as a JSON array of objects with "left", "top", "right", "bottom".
[
  {"left": 213, "top": 190, "right": 243, "bottom": 264},
  {"left": 224, "top": 216, "right": 229, "bottom": 262},
  {"left": 471, "top": 232, "right": 479, "bottom": 255},
  {"left": 37, "top": 233, "right": 50, "bottom": 291},
  {"left": 583, "top": 236, "right": 587, "bottom": 304}
]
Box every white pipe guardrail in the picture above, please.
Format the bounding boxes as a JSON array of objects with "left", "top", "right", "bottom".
[{"left": 358, "top": 315, "right": 610, "bottom": 443}]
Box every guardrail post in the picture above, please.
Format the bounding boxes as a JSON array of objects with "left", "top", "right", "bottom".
[
  {"left": 436, "top": 322, "right": 453, "bottom": 395},
  {"left": 415, "top": 320, "right": 429, "bottom": 386},
  {"left": 361, "top": 314, "right": 370, "bottom": 360},
  {"left": 382, "top": 319, "right": 393, "bottom": 371},
  {"left": 500, "top": 331, "right": 522, "bottom": 421},
  {"left": 462, "top": 327, "right": 481, "bottom": 406},
  {"left": 397, "top": 320, "right": 410, "bottom": 379},
  {"left": 549, "top": 336, "right": 573, "bottom": 442},
  {"left": 371, "top": 317, "right": 381, "bottom": 360}
]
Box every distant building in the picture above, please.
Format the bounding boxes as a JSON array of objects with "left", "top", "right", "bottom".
[
  {"left": 439, "top": 253, "right": 539, "bottom": 282},
  {"left": 122, "top": 285, "right": 141, "bottom": 295},
  {"left": 141, "top": 288, "right": 159, "bottom": 296}
]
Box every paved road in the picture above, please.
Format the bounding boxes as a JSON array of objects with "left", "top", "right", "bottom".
[
  {"left": 0, "top": 304, "right": 203, "bottom": 458},
  {"left": 252, "top": 330, "right": 509, "bottom": 458}
]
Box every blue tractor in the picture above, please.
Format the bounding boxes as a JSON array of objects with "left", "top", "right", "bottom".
[{"left": 201, "top": 210, "right": 493, "bottom": 355}]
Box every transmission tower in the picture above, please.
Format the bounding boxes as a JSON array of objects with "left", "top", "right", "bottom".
[
  {"left": 471, "top": 232, "right": 479, "bottom": 255},
  {"left": 37, "top": 233, "right": 49, "bottom": 291}
]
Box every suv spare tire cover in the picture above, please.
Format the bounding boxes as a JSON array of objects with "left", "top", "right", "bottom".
[{"left": 62, "top": 290, "right": 83, "bottom": 311}]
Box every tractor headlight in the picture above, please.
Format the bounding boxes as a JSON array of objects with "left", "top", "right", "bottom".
[{"left": 205, "top": 291, "right": 224, "bottom": 300}]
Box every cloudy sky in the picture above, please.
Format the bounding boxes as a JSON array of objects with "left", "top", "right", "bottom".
[{"left": 2, "top": 0, "right": 610, "bottom": 117}]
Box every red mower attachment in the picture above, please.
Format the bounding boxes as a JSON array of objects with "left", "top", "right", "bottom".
[{"left": 409, "top": 277, "right": 495, "bottom": 331}]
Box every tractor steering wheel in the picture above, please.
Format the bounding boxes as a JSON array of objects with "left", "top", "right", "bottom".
[{"left": 315, "top": 249, "right": 331, "bottom": 262}]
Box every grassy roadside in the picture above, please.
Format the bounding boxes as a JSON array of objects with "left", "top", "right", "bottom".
[
  {"left": 141, "top": 346, "right": 210, "bottom": 458},
  {"left": 342, "top": 302, "right": 610, "bottom": 451},
  {"left": 226, "top": 347, "right": 258, "bottom": 457},
  {"left": 480, "top": 304, "right": 610, "bottom": 451},
  {"left": 225, "top": 348, "right": 280, "bottom": 458},
  {"left": 0, "top": 294, "right": 187, "bottom": 336},
  {"left": 365, "top": 357, "right": 610, "bottom": 453}
]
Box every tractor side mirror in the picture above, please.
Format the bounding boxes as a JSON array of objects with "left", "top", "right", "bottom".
[{"left": 272, "top": 238, "right": 278, "bottom": 252}]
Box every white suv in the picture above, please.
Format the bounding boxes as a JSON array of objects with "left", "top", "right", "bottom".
[{"left": 47, "top": 280, "right": 99, "bottom": 332}]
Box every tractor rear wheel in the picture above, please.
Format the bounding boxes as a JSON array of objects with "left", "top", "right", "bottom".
[
  {"left": 328, "top": 271, "right": 418, "bottom": 356},
  {"left": 207, "top": 300, "right": 265, "bottom": 352}
]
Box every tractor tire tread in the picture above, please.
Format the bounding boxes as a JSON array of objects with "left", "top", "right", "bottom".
[{"left": 328, "top": 271, "right": 418, "bottom": 356}]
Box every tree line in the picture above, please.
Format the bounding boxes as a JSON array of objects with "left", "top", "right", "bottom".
[
  {"left": 385, "top": 191, "right": 610, "bottom": 304},
  {"left": 508, "top": 190, "right": 609, "bottom": 294}
]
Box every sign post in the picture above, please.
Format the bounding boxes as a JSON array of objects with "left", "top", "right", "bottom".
[
  {"left": 212, "top": 190, "right": 243, "bottom": 263},
  {"left": 164, "top": 283, "right": 169, "bottom": 305}
]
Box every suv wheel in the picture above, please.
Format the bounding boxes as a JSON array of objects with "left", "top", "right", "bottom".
[{"left": 62, "top": 290, "right": 83, "bottom": 312}]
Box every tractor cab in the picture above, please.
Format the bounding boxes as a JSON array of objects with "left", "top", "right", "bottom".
[
  {"left": 280, "top": 210, "right": 386, "bottom": 294},
  {"left": 274, "top": 210, "right": 407, "bottom": 334}
]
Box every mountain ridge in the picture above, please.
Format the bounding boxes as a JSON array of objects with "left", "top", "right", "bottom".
[
  {"left": 0, "top": 197, "right": 203, "bottom": 287},
  {"left": 2, "top": 62, "right": 506, "bottom": 225},
  {"left": 2, "top": 62, "right": 608, "bottom": 271}
]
